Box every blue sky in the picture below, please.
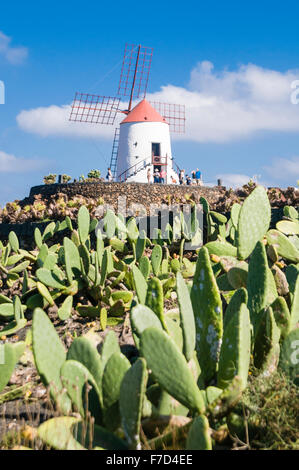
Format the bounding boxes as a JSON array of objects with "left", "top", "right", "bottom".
[{"left": 1, "top": 0, "right": 299, "bottom": 205}]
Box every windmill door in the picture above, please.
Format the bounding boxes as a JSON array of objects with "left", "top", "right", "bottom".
[{"left": 152, "top": 142, "right": 163, "bottom": 172}]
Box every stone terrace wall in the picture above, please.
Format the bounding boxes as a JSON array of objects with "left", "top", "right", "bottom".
[{"left": 28, "top": 181, "right": 224, "bottom": 209}]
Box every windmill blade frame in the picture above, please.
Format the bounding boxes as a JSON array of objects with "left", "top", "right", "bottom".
[
  {"left": 69, "top": 92, "right": 121, "bottom": 125},
  {"left": 149, "top": 101, "right": 186, "bottom": 133},
  {"left": 117, "top": 44, "right": 153, "bottom": 103}
]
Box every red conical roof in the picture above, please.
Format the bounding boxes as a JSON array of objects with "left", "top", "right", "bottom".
[{"left": 121, "top": 99, "right": 167, "bottom": 124}]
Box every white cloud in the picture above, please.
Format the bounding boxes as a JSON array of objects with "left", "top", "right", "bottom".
[
  {"left": 215, "top": 173, "right": 252, "bottom": 188},
  {"left": 17, "top": 61, "right": 299, "bottom": 142},
  {"left": 0, "top": 31, "right": 28, "bottom": 65},
  {"left": 0, "top": 150, "right": 46, "bottom": 173},
  {"left": 17, "top": 104, "right": 118, "bottom": 139},
  {"left": 264, "top": 156, "right": 299, "bottom": 183}
]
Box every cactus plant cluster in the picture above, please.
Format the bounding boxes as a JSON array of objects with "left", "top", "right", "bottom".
[
  {"left": 0, "top": 193, "right": 105, "bottom": 225},
  {"left": 0, "top": 185, "right": 298, "bottom": 450}
]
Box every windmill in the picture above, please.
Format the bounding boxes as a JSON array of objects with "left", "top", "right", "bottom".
[{"left": 69, "top": 44, "right": 185, "bottom": 184}]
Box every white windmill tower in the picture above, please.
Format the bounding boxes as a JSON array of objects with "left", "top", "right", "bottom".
[{"left": 69, "top": 44, "right": 185, "bottom": 184}]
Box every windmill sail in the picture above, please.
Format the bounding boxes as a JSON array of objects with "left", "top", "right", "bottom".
[
  {"left": 69, "top": 93, "right": 121, "bottom": 125},
  {"left": 149, "top": 101, "right": 186, "bottom": 133}
]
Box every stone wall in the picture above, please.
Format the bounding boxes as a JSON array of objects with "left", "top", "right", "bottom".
[{"left": 28, "top": 181, "right": 225, "bottom": 209}]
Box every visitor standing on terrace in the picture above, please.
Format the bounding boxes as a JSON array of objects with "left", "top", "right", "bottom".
[
  {"left": 195, "top": 168, "right": 202, "bottom": 186},
  {"left": 107, "top": 168, "right": 113, "bottom": 182},
  {"left": 160, "top": 168, "right": 166, "bottom": 184}
]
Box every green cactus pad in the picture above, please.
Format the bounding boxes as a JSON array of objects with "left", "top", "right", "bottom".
[
  {"left": 132, "top": 264, "right": 147, "bottom": 304},
  {"left": 100, "top": 331, "right": 121, "bottom": 368},
  {"left": 60, "top": 359, "right": 101, "bottom": 420},
  {"left": 276, "top": 220, "right": 299, "bottom": 235},
  {"left": 0, "top": 303, "right": 16, "bottom": 320},
  {"left": 0, "top": 343, "right": 17, "bottom": 393},
  {"left": 237, "top": 186, "right": 271, "bottom": 260},
  {"left": 8, "top": 231, "right": 19, "bottom": 252},
  {"left": 290, "top": 275, "right": 299, "bottom": 330},
  {"left": 186, "top": 415, "right": 212, "bottom": 450},
  {"left": 130, "top": 304, "right": 163, "bottom": 341},
  {"left": 224, "top": 288, "right": 248, "bottom": 330},
  {"left": 32, "top": 308, "right": 71, "bottom": 413},
  {"left": 37, "top": 417, "right": 84, "bottom": 450},
  {"left": 36, "top": 282, "right": 54, "bottom": 307},
  {"left": 254, "top": 307, "right": 281, "bottom": 375},
  {"left": 119, "top": 358, "right": 148, "bottom": 449},
  {"left": 67, "top": 336, "right": 103, "bottom": 393},
  {"left": 151, "top": 245, "right": 163, "bottom": 276},
  {"left": 102, "top": 352, "right": 130, "bottom": 430},
  {"left": 34, "top": 228, "right": 43, "bottom": 249},
  {"left": 218, "top": 303, "right": 251, "bottom": 390},
  {"left": 36, "top": 268, "right": 66, "bottom": 289},
  {"left": 227, "top": 264, "right": 248, "bottom": 289},
  {"left": 77, "top": 205, "right": 90, "bottom": 244},
  {"left": 111, "top": 290, "right": 133, "bottom": 305},
  {"left": 176, "top": 272, "right": 196, "bottom": 361},
  {"left": 57, "top": 295, "right": 73, "bottom": 321},
  {"left": 146, "top": 277, "right": 168, "bottom": 331},
  {"left": 139, "top": 256, "right": 151, "bottom": 279},
  {"left": 64, "top": 237, "right": 81, "bottom": 283},
  {"left": 205, "top": 240, "right": 237, "bottom": 257},
  {"left": 76, "top": 305, "right": 100, "bottom": 318},
  {"left": 283, "top": 205, "right": 298, "bottom": 220},
  {"left": 247, "top": 241, "right": 278, "bottom": 334},
  {"left": 205, "top": 386, "right": 223, "bottom": 405},
  {"left": 136, "top": 231, "right": 146, "bottom": 260},
  {"left": 279, "top": 328, "right": 299, "bottom": 385},
  {"left": 266, "top": 230, "right": 299, "bottom": 263},
  {"left": 230, "top": 203, "right": 241, "bottom": 229},
  {"left": 140, "top": 328, "right": 205, "bottom": 414},
  {"left": 191, "top": 247, "right": 223, "bottom": 383},
  {"left": 271, "top": 297, "right": 291, "bottom": 338}
]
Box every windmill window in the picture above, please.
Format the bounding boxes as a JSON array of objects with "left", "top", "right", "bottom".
[{"left": 152, "top": 143, "right": 161, "bottom": 157}]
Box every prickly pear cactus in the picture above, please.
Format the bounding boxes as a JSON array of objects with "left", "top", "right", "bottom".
[
  {"left": 0, "top": 343, "right": 17, "bottom": 393},
  {"left": 151, "top": 245, "right": 163, "bottom": 276},
  {"left": 32, "top": 308, "right": 71, "bottom": 414},
  {"left": 140, "top": 327, "right": 205, "bottom": 414},
  {"left": 67, "top": 337, "right": 103, "bottom": 394},
  {"left": 224, "top": 288, "right": 248, "bottom": 330},
  {"left": 64, "top": 237, "right": 81, "bottom": 283},
  {"left": 279, "top": 328, "right": 299, "bottom": 385},
  {"left": 237, "top": 186, "right": 271, "bottom": 260},
  {"left": 176, "top": 272, "right": 196, "bottom": 362},
  {"left": 37, "top": 417, "right": 85, "bottom": 451},
  {"left": 77, "top": 206, "right": 90, "bottom": 244},
  {"left": 217, "top": 303, "right": 251, "bottom": 391},
  {"left": 100, "top": 331, "right": 121, "bottom": 368},
  {"left": 60, "top": 360, "right": 101, "bottom": 420},
  {"left": 119, "top": 358, "right": 148, "bottom": 450},
  {"left": 186, "top": 415, "right": 212, "bottom": 450},
  {"left": 102, "top": 352, "right": 131, "bottom": 430},
  {"left": 132, "top": 264, "right": 147, "bottom": 304},
  {"left": 290, "top": 275, "right": 299, "bottom": 330},
  {"left": 266, "top": 230, "right": 299, "bottom": 263},
  {"left": 145, "top": 277, "right": 168, "bottom": 332},
  {"left": 130, "top": 304, "right": 163, "bottom": 347},
  {"left": 254, "top": 307, "right": 281, "bottom": 375},
  {"left": 139, "top": 256, "right": 151, "bottom": 279},
  {"left": 205, "top": 240, "right": 237, "bottom": 257},
  {"left": 191, "top": 247, "right": 223, "bottom": 383},
  {"left": 247, "top": 241, "right": 278, "bottom": 335},
  {"left": 271, "top": 297, "right": 291, "bottom": 338}
]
